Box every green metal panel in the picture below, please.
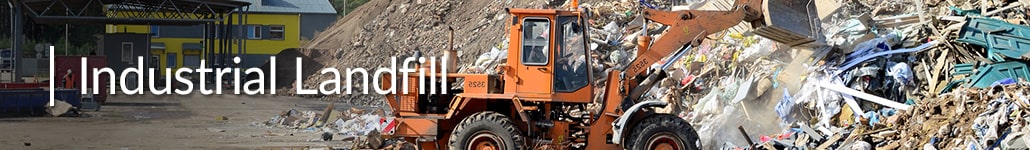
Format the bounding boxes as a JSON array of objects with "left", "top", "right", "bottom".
[
  {"left": 957, "top": 18, "right": 1030, "bottom": 62},
  {"left": 969, "top": 61, "right": 1030, "bottom": 88},
  {"left": 953, "top": 63, "right": 975, "bottom": 75}
]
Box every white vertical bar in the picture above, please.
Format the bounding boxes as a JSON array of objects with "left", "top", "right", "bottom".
[
  {"left": 819, "top": 83, "right": 911, "bottom": 110},
  {"left": 49, "top": 46, "right": 55, "bottom": 107}
]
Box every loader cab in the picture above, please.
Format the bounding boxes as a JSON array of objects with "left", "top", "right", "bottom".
[{"left": 505, "top": 9, "right": 594, "bottom": 103}]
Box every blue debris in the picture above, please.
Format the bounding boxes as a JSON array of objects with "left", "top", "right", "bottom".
[
  {"left": 991, "top": 78, "right": 1017, "bottom": 87},
  {"left": 775, "top": 88, "right": 794, "bottom": 123}
]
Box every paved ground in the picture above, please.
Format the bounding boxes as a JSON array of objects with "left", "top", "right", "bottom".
[{"left": 0, "top": 94, "right": 358, "bottom": 149}]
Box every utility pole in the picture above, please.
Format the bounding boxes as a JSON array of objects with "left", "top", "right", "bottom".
[
  {"left": 65, "top": 24, "right": 69, "bottom": 55},
  {"left": 12, "top": 0, "right": 23, "bottom": 82}
]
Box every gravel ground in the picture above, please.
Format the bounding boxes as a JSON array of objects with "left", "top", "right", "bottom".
[{"left": 0, "top": 93, "right": 367, "bottom": 149}]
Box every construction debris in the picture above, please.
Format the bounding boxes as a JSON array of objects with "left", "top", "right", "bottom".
[
  {"left": 261, "top": 105, "right": 386, "bottom": 149},
  {"left": 881, "top": 85, "right": 1030, "bottom": 149},
  {"left": 45, "top": 100, "right": 75, "bottom": 117},
  {"left": 682, "top": 0, "right": 1030, "bottom": 148},
  {"left": 563, "top": 0, "right": 1030, "bottom": 148},
  {"left": 295, "top": 0, "right": 1030, "bottom": 149}
]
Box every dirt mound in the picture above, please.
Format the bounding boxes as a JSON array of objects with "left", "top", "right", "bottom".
[{"left": 293, "top": 0, "right": 546, "bottom": 103}]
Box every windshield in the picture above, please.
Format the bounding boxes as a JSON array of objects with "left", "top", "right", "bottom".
[{"left": 554, "top": 16, "right": 589, "bottom": 92}]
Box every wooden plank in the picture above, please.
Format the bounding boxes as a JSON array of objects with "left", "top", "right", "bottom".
[
  {"left": 929, "top": 49, "right": 949, "bottom": 93},
  {"left": 876, "top": 16, "right": 922, "bottom": 28},
  {"left": 921, "top": 59, "right": 933, "bottom": 93},
  {"left": 875, "top": 142, "right": 901, "bottom": 150},
  {"left": 981, "top": 0, "right": 989, "bottom": 15},
  {"left": 800, "top": 124, "right": 826, "bottom": 141},
  {"left": 839, "top": 128, "right": 864, "bottom": 150},
  {"left": 939, "top": 16, "right": 967, "bottom": 21},
  {"left": 816, "top": 133, "right": 842, "bottom": 150},
  {"left": 927, "top": 21, "right": 946, "bottom": 41}
]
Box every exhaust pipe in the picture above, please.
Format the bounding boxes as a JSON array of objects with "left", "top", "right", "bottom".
[{"left": 444, "top": 26, "right": 458, "bottom": 73}]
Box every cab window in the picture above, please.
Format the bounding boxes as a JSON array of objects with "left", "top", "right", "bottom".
[
  {"left": 554, "top": 16, "right": 588, "bottom": 92},
  {"left": 521, "top": 18, "right": 550, "bottom": 66}
]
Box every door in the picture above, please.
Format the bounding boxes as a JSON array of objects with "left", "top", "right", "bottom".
[{"left": 516, "top": 17, "right": 554, "bottom": 95}]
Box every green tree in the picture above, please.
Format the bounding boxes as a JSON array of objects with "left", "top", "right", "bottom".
[
  {"left": 54, "top": 36, "right": 94, "bottom": 55},
  {"left": 0, "top": 36, "right": 10, "bottom": 49}
]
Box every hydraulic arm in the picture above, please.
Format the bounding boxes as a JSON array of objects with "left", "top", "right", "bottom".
[{"left": 622, "top": 0, "right": 766, "bottom": 104}]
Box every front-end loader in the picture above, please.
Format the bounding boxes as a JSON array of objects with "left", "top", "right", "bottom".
[{"left": 378, "top": 0, "right": 817, "bottom": 149}]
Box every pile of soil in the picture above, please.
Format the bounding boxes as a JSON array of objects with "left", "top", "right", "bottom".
[{"left": 285, "top": 0, "right": 547, "bottom": 105}]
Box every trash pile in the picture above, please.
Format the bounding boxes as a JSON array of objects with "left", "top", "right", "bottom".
[
  {"left": 462, "top": 0, "right": 1030, "bottom": 149},
  {"left": 259, "top": 104, "right": 386, "bottom": 149},
  {"left": 883, "top": 85, "right": 1030, "bottom": 149},
  {"left": 735, "top": 85, "right": 1030, "bottom": 150},
  {"left": 671, "top": 0, "right": 1030, "bottom": 149},
  {"left": 532, "top": 0, "right": 796, "bottom": 147},
  {"left": 300, "top": 0, "right": 1030, "bottom": 149}
]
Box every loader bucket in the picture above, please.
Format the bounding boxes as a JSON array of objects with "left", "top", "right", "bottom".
[{"left": 752, "top": 0, "right": 821, "bottom": 47}]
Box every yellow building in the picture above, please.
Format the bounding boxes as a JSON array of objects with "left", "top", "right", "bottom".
[{"left": 106, "top": 0, "right": 337, "bottom": 69}]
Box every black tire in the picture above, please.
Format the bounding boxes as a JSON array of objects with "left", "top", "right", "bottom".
[
  {"left": 448, "top": 111, "right": 524, "bottom": 150},
  {"left": 625, "top": 114, "right": 701, "bottom": 150}
]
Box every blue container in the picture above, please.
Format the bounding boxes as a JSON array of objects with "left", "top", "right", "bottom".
[
  {"left": 55, "top": 89, "right": 81, "bottom": 107},
  {"left": 0, "top": 89, "right": 81, "bottom": 113}
]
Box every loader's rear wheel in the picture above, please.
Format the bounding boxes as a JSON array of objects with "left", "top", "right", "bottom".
[
  {"left": 625, "top": 114, "right": 701, "bottom": 150},
  {"left": 448, "top": 111, "right": 523, "bottom": 150}
]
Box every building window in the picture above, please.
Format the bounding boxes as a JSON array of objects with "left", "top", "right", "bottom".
[
  {"left": 167, "top": 53, "right": 177, "bottom": 68},
  {"left": 121, "top": 42, "right": 133, "bottom": 62},
  {"left": 183, "top": 55, "right": 200, "bottom": 67},
  {"left": 269, "top": 25, "right": 284, "bottom": 40},
  {"left": 151, "top": 26, "right": 160, "bottom": 37},
  {"left": 247, "top": 25, "right": 261, "bottom": 39}
]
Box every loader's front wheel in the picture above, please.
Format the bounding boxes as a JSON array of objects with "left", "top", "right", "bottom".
[
  {"left": 625, "top": 114, "right": 701, "bottom": 150},
  {"left": 448, "top": 111, "right": 523, "bottom": 150}
]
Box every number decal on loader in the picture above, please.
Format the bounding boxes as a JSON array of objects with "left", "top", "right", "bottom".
[
  {"left": 630, "top": 59, "right": 649, "bottom": 74},
  {"left": 469, "top": 81, "right": 487, "bottom": 88}
]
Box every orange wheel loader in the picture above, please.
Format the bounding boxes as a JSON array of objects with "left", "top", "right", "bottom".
[{"left": 378, "top": 0, "right": 816, "bottom": 149}]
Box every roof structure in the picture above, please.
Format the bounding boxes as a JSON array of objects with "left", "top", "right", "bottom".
[
  {"left": 15, "top": 0, "right": 251, "bottom": 25},
  {"left": 235, "top": 0, "right": 336, "bottom": 14}
]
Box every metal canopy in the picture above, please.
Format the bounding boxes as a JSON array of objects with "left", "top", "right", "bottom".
[
  {"left": 6, "top": 0, "right": 251, "bottom": 82},
  {"left": 16, "top": 0, "right": 250, "bottom": 25}
]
